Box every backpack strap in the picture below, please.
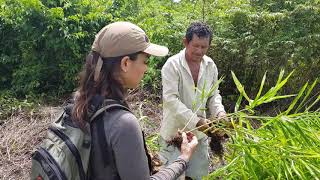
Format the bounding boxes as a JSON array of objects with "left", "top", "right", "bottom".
[
  {"left": 89, "top": 101, "right": 130, "bottom": 122},
  {"left": 90, "top": 99, "right": 130, "bottom": 168}
]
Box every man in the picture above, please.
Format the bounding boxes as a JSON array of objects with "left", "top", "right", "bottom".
[{"left": 159, "top": 22, "right": 226, "bottom": 180}]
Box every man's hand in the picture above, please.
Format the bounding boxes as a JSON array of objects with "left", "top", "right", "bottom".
[
  {"left": 196, "top": 118, "right": 211, "bottom": 135},
  {"left": 217, "top": 111, "right": 227, "bottom": 119},
  {"left": 217, "top": 111, "right": 230, "bottom": 123}
]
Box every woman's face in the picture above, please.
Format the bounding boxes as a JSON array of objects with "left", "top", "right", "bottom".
[{"left": 120, "top": 53, "right": 149, "bottom": 89}]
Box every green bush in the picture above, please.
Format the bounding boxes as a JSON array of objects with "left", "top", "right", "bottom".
[
  {"left": 0, "top": 91, "right": 35, "bottom": 120},
  {"left": 0, "top": 0, "right": 194, "bottom": 97},
  {"left": 207, "top": 1, "right": 320, "bottom": 110},
  {"left": 0, "top": 0, "right": 113, "bottom": 96},
  {"left": 0, "top": 0, "right": 319, "bottom": 113}
]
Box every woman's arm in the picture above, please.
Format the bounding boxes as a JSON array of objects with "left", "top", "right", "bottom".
[
  {"left": 109, "top": 112, "right": 198, "bottom": 180},
  {"left": 109, "top": 112, "right": 150, "bottom": 180},
  {"left": 150, "top": 157, "right": 187, "bottom": 180}
]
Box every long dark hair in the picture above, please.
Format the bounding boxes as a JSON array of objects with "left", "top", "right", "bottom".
[{"left": 72, "top": 51, "right": 139, "bottom": 128}]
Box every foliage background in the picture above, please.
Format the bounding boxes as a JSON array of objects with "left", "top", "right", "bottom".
[
  {"left": 0, "top": 0, "right": 319, "bottom": 179},
  {"left": 1, "top": 0, "right": 319, "bottom": 111}
]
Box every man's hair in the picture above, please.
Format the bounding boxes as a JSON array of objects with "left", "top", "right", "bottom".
[{"left": 185, "top": 22, "right": 212, "bottom": 44}]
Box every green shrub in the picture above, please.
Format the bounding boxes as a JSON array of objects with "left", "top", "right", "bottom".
[
  {"left": 0, "top": 91, "right": 35, "bottom": 120},
  {"left": 0, "top": 0, "right": 194, "bottom": 97},
  {"left": 0, "top": 0, "right": 319, "bottom": 113},
  {"left": 207, "top": 2, "right": 320, "bottom": 111},
  {"left": 0, "top": 0, "right": 113, "bottom": 96}
]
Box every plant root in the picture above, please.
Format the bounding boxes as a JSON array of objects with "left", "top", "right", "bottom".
[{"left": 166, "top": 131, "right": 195, "bottom": 150}]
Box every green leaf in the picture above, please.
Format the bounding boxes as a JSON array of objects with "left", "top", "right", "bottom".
[
  {"left": 251, "top": 71, "right": 267, "bottom": 108},
  {"left": 295, "top": 78, "right": 318, "bottom": 113},
  {"left": 231, "top": 71, "right": 251, "bottom": 103},
  {"left": 284, "top": 82, "right": 308, "bottom": 115},
  {"left": 235, "top": 94, "right": 243, "bottom": 112}
]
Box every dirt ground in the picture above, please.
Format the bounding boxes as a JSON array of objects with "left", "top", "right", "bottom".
[
  {"left": 0, "top": 89, "right": 163, "bottom": 179},
  {"left": 0, "top": 106, "right": 62, "bottom": 179},
  {"left": 0, "top": 89, "right": 222, "bottom": 179}
]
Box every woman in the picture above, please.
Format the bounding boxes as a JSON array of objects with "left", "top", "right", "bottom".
[{"left": 72, "top": 22, "right": 198, "bottom": 179}]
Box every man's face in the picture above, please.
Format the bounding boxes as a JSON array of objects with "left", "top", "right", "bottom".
[{"left": 184, "top": 34, "right": 210, "bottom": 63}]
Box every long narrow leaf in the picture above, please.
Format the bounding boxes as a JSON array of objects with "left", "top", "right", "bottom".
[
  {"left": 276, "top": 69, "right": 285, "bottom": 85},
  {"left": 259, "top": 71, "right": 294, "bottom": 105},
  {"left": 231, "top": 71, "right": 251, "bottom": 102},
  {"left": 291, "top": 160, "right": 303, "bottom": 179},
  {"left": 295, "top": 79, "right": 318, "bottom": 113},
  {"left": 251, "top": 72, "right": 267, "bottom": 107},
  {"left": 206, "top": 77, "right": 224, "bottom": 98},
  {"left": 264, "top": 94, "right": 296, "bottom": 103},
  {"left": 235, "top": 94, "right": 243, "bottom": 112},
  {"left": 284, "top": 82, "right": 308, "bottom": 115},
  {"left": 305, "top": 92, "right": 320, "bottom": 112}
]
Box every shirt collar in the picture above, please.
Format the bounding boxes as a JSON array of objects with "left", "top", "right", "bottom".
[{"left": 180, "top": 48, "right": 190, "bottom": 74}]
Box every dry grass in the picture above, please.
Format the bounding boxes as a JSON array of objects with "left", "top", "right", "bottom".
[
  {"left": 127, "top": 88, "right": 163, "bottom": 136},
  {"left": 0, "top": 107, "right": 62, "bottom": 180},
  {"left": 0, "top": 89, "right": 162, "bottom": 180}
]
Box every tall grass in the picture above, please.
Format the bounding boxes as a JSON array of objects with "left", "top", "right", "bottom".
[{"left": 207, "top": 70, "right": 320, "bottom": 179}]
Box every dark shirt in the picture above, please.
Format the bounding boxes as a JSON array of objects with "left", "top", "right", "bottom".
[{"left": 89, "top": 108, "right": 187, "bottom": 180}]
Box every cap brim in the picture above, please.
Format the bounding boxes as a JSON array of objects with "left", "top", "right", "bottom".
[{"left": 143, "top": 43, "right": 169, "bottom": 57}]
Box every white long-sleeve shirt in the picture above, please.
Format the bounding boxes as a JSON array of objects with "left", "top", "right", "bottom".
[{"left": 160, "top": 49, "right": 226, "bottom": 140}]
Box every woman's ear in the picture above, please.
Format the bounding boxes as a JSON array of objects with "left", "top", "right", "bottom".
[{"left": 120, "top": 56, "right": 131, "bottom": 73}]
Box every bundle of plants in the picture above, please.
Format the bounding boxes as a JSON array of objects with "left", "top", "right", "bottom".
[
  {"left": 207, "top": 70, "right": 320, "bottom": 179},
  {"left": 166, "top": 118, "right": 232, "bottom": 160}
]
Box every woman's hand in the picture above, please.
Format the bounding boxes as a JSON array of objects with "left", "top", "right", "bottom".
[{"left": 179, "top": 132, "right": 198, "bottom": 162}]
